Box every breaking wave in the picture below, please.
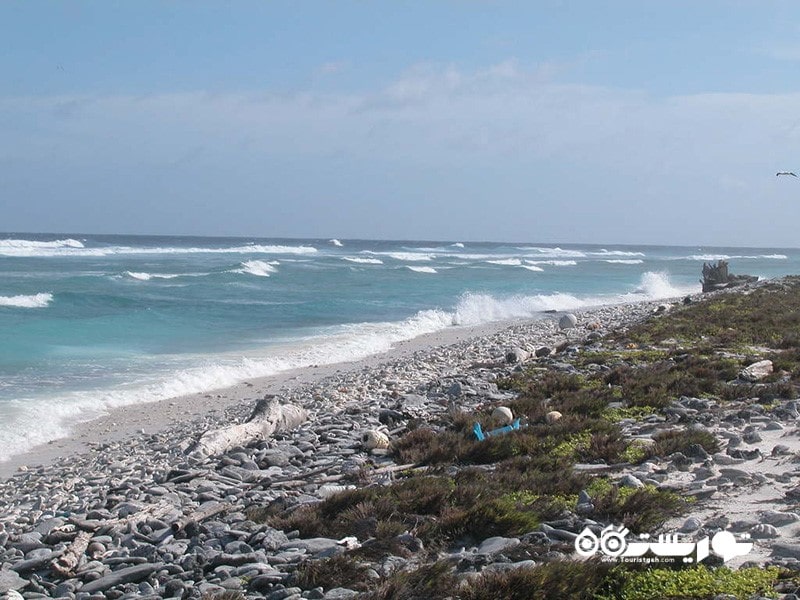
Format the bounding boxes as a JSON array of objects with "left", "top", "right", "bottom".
[
  {"left": 0, "top": 293, "right": 53, "bottom": 308},
  {"left": 407, "top": 266, "right": 437, "bottom": 273},
  {"left": 232, "top": 260, "right": 279, "bottom": 277},
  {"left": 342, "top": 257, "right": 383, "bottom": 265},
  {"left": 605, "top": 259, "right": 644, "bottom": 265}
]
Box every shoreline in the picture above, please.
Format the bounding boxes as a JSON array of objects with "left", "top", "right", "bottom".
[
  {"left": 0, "top": 314, "right": 573, "bottom": 481},
  {"left": 7, "top": 284, "right": 800, "bottom": 597}
]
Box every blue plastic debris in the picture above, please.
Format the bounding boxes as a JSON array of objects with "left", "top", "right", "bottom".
[{"left": 473, "top": 418, "right": 521, "bottom": 441}]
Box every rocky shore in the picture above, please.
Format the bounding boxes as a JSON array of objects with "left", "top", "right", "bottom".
[{"left": 2, "top": 281, "right": 800, "bottom": 599}]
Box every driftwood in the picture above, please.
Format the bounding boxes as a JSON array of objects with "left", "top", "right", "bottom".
[
  {"left": 171, "top": 501, "right": 230, "bottom": 534},
  {"left": 51, "top": 530, "right": 92, "bottom": 577},
  {"left": 190, "top": 397, "right": 308, "bottom": 457},
  {"left": 68, "top": 500, "right": 176, "bottom": 535}
]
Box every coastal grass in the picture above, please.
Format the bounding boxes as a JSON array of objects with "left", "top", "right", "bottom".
[
  {"left": 255, "top": 280, "right": 800, "bottom": 594},
  {"left": 361, "top": 562, "right": 783, "bottom": 600}
]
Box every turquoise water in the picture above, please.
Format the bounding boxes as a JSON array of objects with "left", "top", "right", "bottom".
[{"left": 1, "top": 233, "right": 798, "bottom": 461}]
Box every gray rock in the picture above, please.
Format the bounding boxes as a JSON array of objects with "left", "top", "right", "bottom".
[
  {"left": 279, "top": 537, "right": 340, "bottom": 555},
  {"left": 679, "top": 517, "right": 702, "bottom": 533},
  {"left": 772, "top": 542, "right": 800, "bottom": 559},
  {"left": 0, "top": 569, "right": 28, "bottom": 593},
  {"left": 750, "top": 524, "right": 779, "bottom": 539},
  {"left": 78, "top": 562, "right": 164, "bottom": 594},
  {"left": 619, "top": 474, "right": 644, "bottom": 488},
  {"left": 505, "top": 348, "right": 529, "bottom": 364},
  {"left": 476, "top": 536, "right": 520, "bottom": 555},
  {"left": 535, "top": 346, "right": 551, "bottom": 358},
  {"left": 539, "top": 524, "right": 577, "bottom": 542},
  {"left": 323, "top": 589, "right": 358, "bottom": 600},
  {"left": 740, "top": 360, "right": 773, "bottom": 382},
  {"left": 760, "top": 511, "right": 800, "bottom": 526},
  {"left": 559, "top": 314, "right": 578, "bottom": 331}
]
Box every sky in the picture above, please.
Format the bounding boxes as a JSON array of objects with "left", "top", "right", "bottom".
[{"left": 2, "top": 1, "right": 800, "bottom": 247}]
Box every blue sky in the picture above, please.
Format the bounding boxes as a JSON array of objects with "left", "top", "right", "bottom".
[{"left": 2, "top": 1, "right": 800, "bottom": 246}]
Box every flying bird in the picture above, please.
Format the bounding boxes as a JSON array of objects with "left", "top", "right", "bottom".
[{"left": 776, "top": 171, "right": 797, "bottom": 177}]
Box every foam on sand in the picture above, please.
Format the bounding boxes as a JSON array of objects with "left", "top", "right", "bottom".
[{"left": 0, "top": 293, "right": 54, "bottom": 308}]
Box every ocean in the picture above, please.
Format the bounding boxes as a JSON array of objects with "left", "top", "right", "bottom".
[{"left": 1, "top": 233, "right": 797, "bottom": 462}]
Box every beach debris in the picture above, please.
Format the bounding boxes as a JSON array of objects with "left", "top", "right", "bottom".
[
  {"left": 50, "top": 531, "right": 92, "bottom": 577},
  {"left": 474, "top": 418, "right": 521, "bottom": 441},
  {"left": 361, "top": 429, "right": 390, "bottom": 450},
  {"left": 545, "top": 410, "right": 563, "bottom": 424},
  {"left": 739, "top": 359, "right": 773, "bottom": 382},
  {"left": 492, "top": 406, "right": 514, "bottom": 425},
  {"left": 190, "top": 396, "right": 308, "bottom": 457}
]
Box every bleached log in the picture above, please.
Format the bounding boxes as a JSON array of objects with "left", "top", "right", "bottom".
[
  {"left": 51, "top": 530, "right": 92, "bottom": 577},
  {"left": 190, "top": 397, "right": 308, "bottom": 457},
  {"left": 69, "top": 500, "right": 176, "bottom": 535}
]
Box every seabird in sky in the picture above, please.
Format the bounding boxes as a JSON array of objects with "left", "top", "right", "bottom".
[{"left": 776, "top": 171, "right": 797, "bottom": 177}]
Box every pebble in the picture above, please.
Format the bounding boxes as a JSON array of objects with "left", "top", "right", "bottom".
[{"left": 0, "top": 294, "right": 792, "bottom": 598}]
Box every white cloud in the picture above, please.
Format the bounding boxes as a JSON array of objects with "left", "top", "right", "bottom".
[{"left": 2, "top": 61, "right": 800, "bottom": 244}]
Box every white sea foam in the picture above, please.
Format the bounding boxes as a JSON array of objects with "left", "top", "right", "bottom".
[
  {"left": 605, "top": 259, "right": 644, "bottom": 265},
  {"left": 0, "top": 238, "right": 84, "bottom": 250},
  {"left": 487, "top": 258, "right": 522, "bottom": 266},
  {"left": 387, "top": 252, "right": 434, "bottom": 261},
  {"left": 526, "top": 260, "right": 578, "bottom": 266},
  {"left": 407, "top": 266, "right": 437, "bottom": 273},
  {"left": 329, "top": 239, "right": 343, "bottom": 247},
  {"left": 624, "top": 272, "right": 697, "bottom": 299},
  {"left": 0, "top": 293, "right": 53, "bottom": 308},
  {"left": 679, "top": 253, "right": 788, "bottom": 261},
  {"left": 124, "top": 271, "right": 182, "bottom": 281},
  {"left": 233, "top": 260, "right": 279, "bottom": 277},
  {"left": 520, "top": 265, "right": 544, "bottom": 272},
  {"left": 519, "top": 246, "right": 587, "bottom": 258},
  {"left": 592, "top": 249, "right": 646, "bottom": 257},
  {"left": 0, "top": 242, "right": 318, "bottom": 258},
  {"left": 342, "top": 257, "right": 383, "bottom": 265},
  {"left": 451, "top": 242, "right": 465, "bottom": 248},
  {"left": 0, "top": 270, "right": 702, "bottom": 462}
]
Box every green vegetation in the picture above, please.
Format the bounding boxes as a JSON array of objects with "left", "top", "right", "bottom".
[
  {"left": 603, "top": 565, "right": 782, "bottom": 600},
  {"left": 249, "top": 278, "right": 800, "bottom": 596}
]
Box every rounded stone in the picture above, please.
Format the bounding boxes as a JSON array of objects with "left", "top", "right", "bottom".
[
  {"left": 559, "top": 314, "right": 578, "bottom": 330},
  {"left": 492, "top": 407, "right": 514, "bottom": 425},
  {"left": 361, "top": 430, "right": 389, "bottom": 450},
  {"left": 545, "top": 411, "right": 563, "bottom": 424}
]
